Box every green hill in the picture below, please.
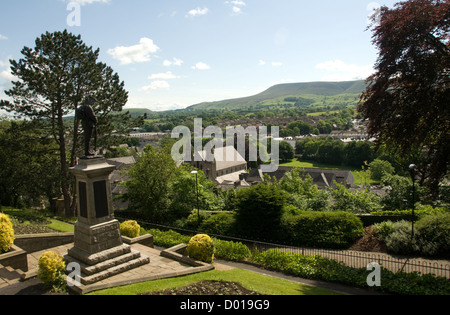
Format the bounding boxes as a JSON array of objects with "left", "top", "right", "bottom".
[{"left": 187, "top": 80, "right": 366, "bottom": 111}]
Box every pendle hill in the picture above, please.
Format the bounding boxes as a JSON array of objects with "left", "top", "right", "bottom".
[
  {"left": 184, "top": 80, "right": 366, "bottom": 112},
  {"left": 122, "top": 80, "right": 367, "bottom": 116}
]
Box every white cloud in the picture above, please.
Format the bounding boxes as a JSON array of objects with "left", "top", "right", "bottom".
[
  {"left": 0, "top": 67, "right": 16, "bottom": 94},
  {"left": 232, "top": 6, "right": 242, "bottom": 14},
  {"left": 259, "top": 60, "right": 283, "bottom": 67},
  {"left": 163, "top": 58, "right": 183, "bottom": 67},
  {"left": 0, "top": 34, "right": 8, "bottom": 40},
  {"left": 192, "top": 62, "right": 211, "bottom": 70},
  {"left": 140, "top": 80, "right": 170, "bottom": 92},
  {"left": 316, "top": 60, "right": 374, "bottom": 81},
  {"left": 107, "top": 38, "right": 160, "bottom": 65},
  {"left": 148, "top": 71, "right": 181, "bottom": 80},
  {"left": 226, "top": 0, "right": 246, "bottom": 5},
  {"left": 63, "top": 0, "right": 110, "bottom": 6},
  {"left": 0, "top": 69, "right": 15, "bottom": 82},
  {"left": 225, "top": 1, "right": 246, "bottom": 15},
  {"left": 186, "top": 7, "right": 209, "bottom": 18}
]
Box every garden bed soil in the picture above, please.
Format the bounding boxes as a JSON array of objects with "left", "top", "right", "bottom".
[
  {"left": 12, "top": 221, "right": 58, "bottom": 235},
  {"left": 349, "top": 227, "right": 387, "bottom": 253},
  {"left": 141, "top": 280, "right": 260, "bottom": 296}
]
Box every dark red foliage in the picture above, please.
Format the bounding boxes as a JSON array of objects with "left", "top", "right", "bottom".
[{"left": 359, "top": 0, "right": 450, "bottom": 195}]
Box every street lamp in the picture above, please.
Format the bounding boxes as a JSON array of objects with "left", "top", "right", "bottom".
[
  {"left": 409, "top": 164, "right": 417, "bottom": 238},
  {"left": 191, "top": 170, "right": 200, "bottom": 228}
]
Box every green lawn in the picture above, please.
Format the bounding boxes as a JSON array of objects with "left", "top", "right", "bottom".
[
  {"left": 279, "top": 159, "right": 376, "bottom": 186},
  {"left": 88, "top": 268, "right": 342, "bottom": 296},
  {"left": 46, "top": 219, "right": 74, "bottom": 233},
  {"left": 1, "top": 206, "right": 75, "bottom": 233},
  {"left": 279, "top": 159, "right": 355, "bottom": 170}
]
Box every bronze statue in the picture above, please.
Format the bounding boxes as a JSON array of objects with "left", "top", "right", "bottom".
[{"left": 77, "top": 96, "right": 98, "bottom": 157}]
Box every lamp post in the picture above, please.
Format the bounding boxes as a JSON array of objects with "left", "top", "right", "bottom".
[
  {"left": 409, "top": 164, "right": 416, "bottom": 239},
  {"left": 191, "top": 170, "right": 200, "bottom": 228}
]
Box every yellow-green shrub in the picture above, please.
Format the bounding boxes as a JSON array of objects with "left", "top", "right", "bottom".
[
  {"left": 0, "top": 213, "right": 15, "bottom": 253},
  {"left": 120, "top": 220, "right": 140, "bottom": 238},
  {"left": 186, "top": 234, "right": 215, "bottom": 263},
  {"left": 38, "top": 251, "right": 66, "bottom": 286}
]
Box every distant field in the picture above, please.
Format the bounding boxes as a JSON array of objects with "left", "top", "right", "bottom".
[
  {"left": 307, "top": 110, "right": 341, "bottom": 117},
  {"left": 279, "top": 159, "right": 353, "bottom": 170}
]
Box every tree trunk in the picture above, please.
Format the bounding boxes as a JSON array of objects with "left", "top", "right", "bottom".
[{"left": 57, "top": 105, "right": 74, "bottom": 217}]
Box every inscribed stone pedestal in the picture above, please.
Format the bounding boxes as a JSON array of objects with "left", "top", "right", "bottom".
[{"left": 66, "top": 157, "right": 149, "bottom": 286}]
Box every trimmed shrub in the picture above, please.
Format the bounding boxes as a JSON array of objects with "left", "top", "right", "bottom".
[
  {"left": 187, "top": 234, "right": 215, "bottom": 263},
  {"left": 415, "top": 213, "right": 450, "bottom": 257},
  {"left": 214, "top": 239, "right": 251, "bottom": 262},
  {"left": 38, "top": 251, "right": 66, "bottom": 288},
  {"left": 383, "top": 220, "right": 416, "bottom": 255},
  {"left": 120, "top": 220, "right": 141, "bottom": 238},
  {"left": 235, "top": 183, "right": 287, "bottom": 240},
  {"left": 372, "top": 220, "right": 395, "bottom": 242},
  {"left": 0, "top": 213, "right": 15, "bottom": 253},
  {"left": 374, "top": 215, "right": 450, "bottom": 257},
  {"left": 200, "top": 212, "right": 237, "bottom": 236},
  {"left": 281, "top": 211, "right": 364, "bottom": 249},
  {"left": 148, "top": 229, "right": 190, "bottom": 248}
]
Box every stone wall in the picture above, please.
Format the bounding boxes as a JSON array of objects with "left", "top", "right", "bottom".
[{"left": 14, "top": 233, "right": 75, "bottom": 253}]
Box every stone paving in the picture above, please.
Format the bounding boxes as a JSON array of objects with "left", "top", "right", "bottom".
[{"left": 3, "top": 243, "right": 214, "bottom": 295}]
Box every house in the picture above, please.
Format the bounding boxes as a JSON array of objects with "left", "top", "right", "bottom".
[
  {"left": 192, "top": 146, "right": 248, "bottom": 188},
  {"left": 263, "top": 166, "right": 355, "bottom": 189},
  {"left": 107, "top": 156, "right": 136, "bottom": 210}
]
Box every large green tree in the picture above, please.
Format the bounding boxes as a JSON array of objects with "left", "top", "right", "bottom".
[
  {"left": 123, "top": 144, "right": 222, "bottom": 224},
  {"left": 0, "top": 119, "right": 60, "bottom": 208},
  {"left": 0, "top": 30, "right": 129, "bottom": 215},
  {"left": 359, "top": 0, "right": 450, "bottom": 196}
]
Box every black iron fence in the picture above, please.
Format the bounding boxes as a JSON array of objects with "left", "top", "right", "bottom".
[{"left": 117, "top": 217, "right": 450, "bottom": 280}]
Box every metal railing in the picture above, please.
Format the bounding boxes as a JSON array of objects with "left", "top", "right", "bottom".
[{"left": 117, "top": 217, "right": 450, "bottom": 279}]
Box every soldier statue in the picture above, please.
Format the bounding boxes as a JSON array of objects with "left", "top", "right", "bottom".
[{"left": 76, "top": 96, "right": 98, "bottom": 158}]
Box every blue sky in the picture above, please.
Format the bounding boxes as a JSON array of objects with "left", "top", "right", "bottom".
[{"left": 0, "top": 0, "right": 399, "bottom": 112}]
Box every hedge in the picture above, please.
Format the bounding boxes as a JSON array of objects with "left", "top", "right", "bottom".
[
  {"left": 198, "top": 210, "right": 364, "bottom": 249},
  {"left": 280, "top": 211, "right": 364, "bottom": 249}
]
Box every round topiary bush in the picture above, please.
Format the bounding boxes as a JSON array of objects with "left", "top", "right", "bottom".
[
  {"left": 120, "top": 220, "right": 141, "bottom": 238},
  {"left": 0, "top": 213, "right": 15, "bottom": 253},
  {"left": 38, "top": 251, "right": 66, "bottom": 287},
  {"left": 187, "top": 234, "right": 215, "bottom": 263}
]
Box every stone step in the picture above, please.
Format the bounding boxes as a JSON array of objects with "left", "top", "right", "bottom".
[
  {"left": 0, "top": 266, "right": 22, "bottom": 281},
  {"left": 67, "top": 244, "right": 131, "bottom": 266},
  {"left": 0, "top": 265, "right": 24, "bottom": 288},
  {"left": 78, "top": 255, "right": 150, "bottom": 286},
  {"left": 66, "top": 249, "right": 142, "bottom": 276}
]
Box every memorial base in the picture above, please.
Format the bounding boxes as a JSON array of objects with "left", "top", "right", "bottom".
[
  {"left": 66, "top": 157, "right": 149, "bottom": 286},
  {"left": 72, "top": 220, "right": 123, "bottom": 255},
  {"left": 65, "top": 244, "right": 150, "bottom": 286}
]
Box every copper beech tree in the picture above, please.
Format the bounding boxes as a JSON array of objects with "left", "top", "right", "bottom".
[{"left": 359, "top": 0, "right": 449, "bottom": 197}]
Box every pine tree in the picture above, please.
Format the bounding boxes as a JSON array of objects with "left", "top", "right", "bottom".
[{"left": 0, "top": 30, "right": 129, "bottom": 216}]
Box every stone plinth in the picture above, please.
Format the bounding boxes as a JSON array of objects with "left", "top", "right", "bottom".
[
  {"left": 72, "top": 220, "right": 123, "bottom": 255},
  {"left": 66, "top": 157, "right": 149, "bottom": 286}
]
